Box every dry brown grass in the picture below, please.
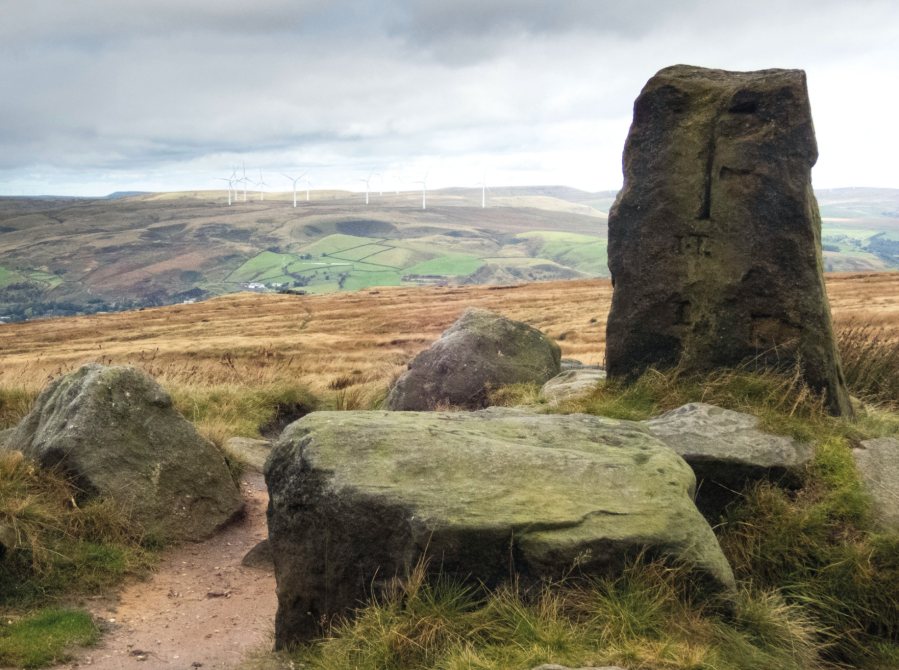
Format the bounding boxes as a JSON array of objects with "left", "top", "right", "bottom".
[{"left": 0, "top": 272, "right": 895, "bottom": 424}]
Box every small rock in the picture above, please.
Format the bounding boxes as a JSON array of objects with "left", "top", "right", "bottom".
[
  {"left": 853, "top": 438, "right": 899, "bottom": 533},
  {"left": 241, "top": 539, "right": 273, "bottom": 570},
  {"left": 223, "top": 437, "right": 271, "bottom": 472},
  {"left": 644, "top": 403, "right": 813, "bottom": 518},
  {"left": 541, "top": 369, "right": 607, "bottom": 404}
]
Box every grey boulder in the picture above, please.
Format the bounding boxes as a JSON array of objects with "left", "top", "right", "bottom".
[
  {"left": 541, "top": 369, "right": 607, "bottom": 404},
  {"left": 853, "top": 438, "right": 899, "bottom": 533},
  {"left": 223, "top": 436, "right": 271, "bottom": 472},
  {"left": 265, "top": 408, "right": 736, "bottom": 647},
  {"left": 385, "top": 307, "right": 561, "bottom": 411},
  {"left": 7, "top": 364, "right": 243, "bottom": 541},
  {"left": 644, "top": 403, "right": 812, "bottom": 517},
  {"left": 241, "top": 539, "right": 274, "bottom": 570}
]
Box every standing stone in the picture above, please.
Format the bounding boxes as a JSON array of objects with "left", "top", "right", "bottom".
[{"left": 605, "top": 65, "right": 852, "bottom": 416}]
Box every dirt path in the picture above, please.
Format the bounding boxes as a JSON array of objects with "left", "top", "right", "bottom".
[{"left": 68, "top": 472, "right": 277, "bottom": 670}]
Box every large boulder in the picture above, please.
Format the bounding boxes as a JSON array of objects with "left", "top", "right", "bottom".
[
  {"left": 223, "top": 436, "right": 271, "bottom": 472},
  {"left": 265, "top": 408, "right": 736, "bottom": 647},
  {"left": 385, "top": 308, "right": 561, "bottom": 411},
  {"left": 644, "top": 403, "right": 813, "bottom": 517},
  {"left": 605, "top": 64, "right": 852, "bottom": 417},
  {"left": 852, "top": 438, "right": 899, "bottom": 534},
  {"left": 6, "top": 364, "right": 243, "bottom": 541}
]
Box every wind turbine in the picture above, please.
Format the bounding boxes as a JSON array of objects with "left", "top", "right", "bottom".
[
  {"left": 214, "top": 174, "right": 235, "bottom": 205},
  {"left": 241, "top": 164, "right": 249, "bottom": 202},
  {"left": 393, "top": 174, "right": 405, "bottom": 194},
  {"left": 302, "top": 174, "right": 313, "bottom": 201},
  {"left": 358, "top": 169, "right": 374, "bottom": 204},
  {"left": 475, "top": 169, "right": 490, "bottom": 208},
  {"left": 413, "top": 168, "right": 430, "bottom": 210},
  {"left": 375, "top": 172, "right": 383, "bottom": 196},
  {"left": 255, "top": 169, "right": 270, "bottom": 201},
  {"left": 281, "top": 171, "right": 308, "bottom": 207}
]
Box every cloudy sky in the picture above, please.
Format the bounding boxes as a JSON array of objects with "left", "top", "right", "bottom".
[{"left": 1, "top": 0, "right": 897, "bottom": 197}]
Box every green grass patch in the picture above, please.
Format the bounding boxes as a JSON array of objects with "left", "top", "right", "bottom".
[
  {"left": 0, "top": 609, "right": 98, "bottom": 668},
  {"left": 329, "top": 244, "right": 393, "bottom": 262},
  {"left": 0, "top": 451, "right": 153, "bottom": 608},
  {"left": 516, "top": 232, "right": 609, "bottom": 276},
  {"left": 340, "top": 271, "right": 403, "bottom": 291},
  {"left": 226, "top": 251, "right": 298, "bottom": 283},
  {"left": 405, "top": 255, "right": 484, "bottom": 276},
  {"left": 300, "top": 234, "right": 381, "bottom": 256}
]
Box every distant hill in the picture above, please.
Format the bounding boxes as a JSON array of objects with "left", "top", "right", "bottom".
[{"left": 0, "top": 185, "right": 895, "bottom": 321}]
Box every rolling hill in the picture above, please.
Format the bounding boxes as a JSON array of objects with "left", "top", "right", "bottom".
[{"left": 0, "top": 185, "right": 896, "bottom": 322}]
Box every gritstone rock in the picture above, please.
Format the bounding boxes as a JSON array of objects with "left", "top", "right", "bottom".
[
  {"left": 265, "top": 408, "right": 736, "bottom": 647},
  {"left": 385, "top": 307, "right": 561, "bottom": 411},
  {"left": 241, "top": 539, "right": 274, "bottom": 570},
  {"left": 6, "top": 364, "right": 243, "bottom": 541},
  {"left": 541, "top": 369, "right": 607, "bottom": 405},
  {"left": 223, "top": 436, "right": 271, "bottom": 473},
  {"left": 605, "top": 64, "right": 852, "bottom": 417},
  {"left": 852, "top": 438, "right": 899, "bottom": 533},
  {"left": 644, "top": 403, "right": 813, "bottom": 517}
]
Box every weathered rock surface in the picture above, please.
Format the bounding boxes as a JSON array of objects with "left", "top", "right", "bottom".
[
  {"left": 645, "top": 403, "right": 813, "bottom": 516},
  {"left": 385, "top": 308, "right": 561, "bottom": 411},
  {"left": 853, "top": 438, "right": 899, "bottom": 533},
  {"left": 265, "top": 408, "right": 736, "bottom": 647},
  {"left": 541, "top": 369, "right": 607, "bottom": 404},
  {"left": 0, "top": 427, "right": 14, "bottom": 452},
  {"left": 7, "top": 364, "right": 243, "bottom": 541},
  {"left": 224, "top": 437, "right": 271, "bottom": 472},
  {"left": 241, "top": 539, "right": 273, "bottom": 570},
  {"left": 605, "top": 64, "right": 852, "bottom": 416}
]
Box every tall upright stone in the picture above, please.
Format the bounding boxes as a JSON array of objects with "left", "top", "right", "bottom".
[{"left": 605, "top": 65, "right": 852, "bottom": 416}]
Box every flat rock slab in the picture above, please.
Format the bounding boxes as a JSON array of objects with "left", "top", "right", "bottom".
[
  {"left": 644, "top": 403, "right": 812, "bottom": 516},
  {"left": 542, "top": 369, "right": 607, "bottom": 404},
  {"left": 224, "top": 437, "right": 272, "bottom": 472},
  {"left": 265, "top": 408, "right": 736, "bottom": 647},
  {"left": 853, "top": 438, "right": 899, "bottom": 533}
]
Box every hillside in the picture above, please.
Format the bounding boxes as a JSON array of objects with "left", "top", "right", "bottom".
[
  {"left": 0, "top": 185, "right": 897, "bottom": 322},
  {"left": 0, "top": 187, "right": 611, "bottom": 321}
]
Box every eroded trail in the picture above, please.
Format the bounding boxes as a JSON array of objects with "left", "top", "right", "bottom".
[{"left": 69, "top": 472, "right": 276, "bottom": 670}]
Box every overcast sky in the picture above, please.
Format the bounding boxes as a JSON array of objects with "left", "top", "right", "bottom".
[{"left": 1, "top": 0, "right": 897, "bottom": 197}]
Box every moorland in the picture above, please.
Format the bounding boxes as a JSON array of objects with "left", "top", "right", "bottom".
[{"left": 0, "top": 186, "right": 897, "bottom": 323}]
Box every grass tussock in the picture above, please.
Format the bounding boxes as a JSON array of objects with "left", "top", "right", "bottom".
[
  {"left": 0, "top": 608, "right": 98, "bottom": 668},
  {"left": 299, "top": 558, "right": 825, "bottom": 670},
  {"left": 838, "top": 322, "right": 899, "bottom": 409},
  {"left": 0, "top": 451, "right": 153, "bottom": 608}
]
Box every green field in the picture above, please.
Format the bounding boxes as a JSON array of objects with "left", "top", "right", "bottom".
[
  {"left": 404, "top": 256, "right": 485, "bottom": 276},
  {"left": 517, "top": 231, "right": 609, "bottom": 276}
]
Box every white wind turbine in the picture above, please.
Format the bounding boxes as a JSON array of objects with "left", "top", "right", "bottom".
[
  {"left": 255, "top": 169, "right": 270, "bottom": 201},
  {"left": 375, "top": 172, "right": 383, "bottom": 196},
  {"left": 281, "top": 171, "right": 308, "bottom": 207},
  {"left": 214, "top": 172, "right": 236, "bottom": 205},
  {"left": 240, "top": 164, "right": 249, "bottom": 202},
  {"left": 413, "top": 168, "right": 430, "bottom": 210},
  {"left": 475, "top": 169, "right": 490, "bottom": 208},
  {"left": 302, "top": 174, "right": 313, "bottom": 201},
  {"left": 393, "top": 173, "right": 405, "bottom": 194},
  {"left": 358, "top": 169, "right": 375, "bottom": 204}
]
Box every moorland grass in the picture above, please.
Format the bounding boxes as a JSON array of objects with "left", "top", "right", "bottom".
[
  {"left": 0, "top": 609, "right": 98, "bottom": 668},
  {"left": 0, "top": 451, "right": 152, "bottom": 608},
  {"left": 297, "top": 559, "right": 823, "bottom": 670}
]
